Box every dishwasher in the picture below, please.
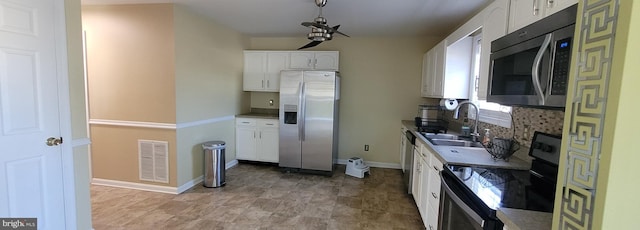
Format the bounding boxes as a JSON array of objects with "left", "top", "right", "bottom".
[{"left": 403, "top": 131, "right": 416, "bottom": 194}]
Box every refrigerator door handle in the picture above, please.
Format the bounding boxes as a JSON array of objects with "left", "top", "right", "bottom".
[
  {"left": 298, "top": 82, "right": 304, "bottom": 141},
  {"left": 300, "top": 82, "right": 306, "bottom": 141}
]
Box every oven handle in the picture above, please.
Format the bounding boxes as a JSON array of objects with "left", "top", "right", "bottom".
[
  {"left": 532, "top": 33, "right": 553, "bottom": 105},
  {"left": 441, "top": 176, "right": 485, "bottom": 228}
]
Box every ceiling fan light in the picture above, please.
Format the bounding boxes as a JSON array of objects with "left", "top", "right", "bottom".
[
  {"left": 312, "top": 28, "right": 328, "bottom": 33},
  {"left": 314, "top": 16, "right": 327, "bottom": 24}
]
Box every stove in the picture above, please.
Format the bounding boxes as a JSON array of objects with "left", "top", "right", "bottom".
[{"left": 439, "top": 132, "right": 561, "bottom": 230}]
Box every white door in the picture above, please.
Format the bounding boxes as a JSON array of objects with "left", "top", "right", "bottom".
[
  {"left": 313, "top": 52, "right": 339, "bottom": 70},
  {"left": 0, "top": 0, "right": 67, "bottom": 228},
  {"left": 235, "top": 126, "right": 257, "bottom": 160}
]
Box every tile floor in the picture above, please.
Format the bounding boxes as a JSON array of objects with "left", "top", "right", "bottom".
[{"left": 91, "top": 163, "right": 425, "bottom": 229}]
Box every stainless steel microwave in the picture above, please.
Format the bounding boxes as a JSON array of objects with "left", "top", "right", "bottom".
[{"left": 488, "top": 4, "right": 577, "bottom": 108}]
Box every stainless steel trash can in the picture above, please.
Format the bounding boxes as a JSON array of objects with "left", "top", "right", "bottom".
[{"left": 202, "top": 141, "right": 226, "bottom": 187}]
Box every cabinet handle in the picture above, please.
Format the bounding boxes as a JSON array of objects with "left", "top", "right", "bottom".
[
  {"left": 267, "top": 80, "right": 270, "bottom": 88},
  {"left": 262, "top": 80, "right": 265, "bottom": 88},
  {"left": 431, "top": 192, "right": 438, "bottom": 199},
  {"left": 314, "top": 59, "right": 318, "bottom": 67},
  {"left": 307, "top": 59, "right": 312, "bottom": 67},
  {"left": 429, "top": 225, "right": 434, "bottom": 230},
  {"left": 242, "top": 122, "right": 250, "bottom": 124},
  {"left": 533, "top": 0, "right": 540, "bottom": 15},
  {"left": 433, "top": 166, "right": 439, "bottom": 172},
  {"left": 253, "top": 131, "right": 256, "bottom": 138},
  {"left": 547, "top": 0, "right": 554, "bottom": 8},
  {"left": 260, "top": 131, "right": 262, "bottom": 138}
]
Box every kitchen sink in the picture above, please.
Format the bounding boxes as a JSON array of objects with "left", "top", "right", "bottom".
[
  {"left": 421, "top": 133, "right": 458, "bottom": 140},
  {"left": 428, "top": 139, "right": 485, "bottom": 148}
]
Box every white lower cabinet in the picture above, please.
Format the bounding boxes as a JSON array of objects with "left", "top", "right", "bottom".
[
  {"left": 235, "top": 118, "right": 279, "bottom": 163},
  {"left": 410, "top": 141, "right": 443, "bottom": 229}
]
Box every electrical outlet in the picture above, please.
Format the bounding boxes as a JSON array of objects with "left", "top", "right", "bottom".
[
  {"left": 522, "top": 126, "right": 529, "bottom": 140},
  {"left": 364, "top": 145, "right": 369, "bottom": 151}
]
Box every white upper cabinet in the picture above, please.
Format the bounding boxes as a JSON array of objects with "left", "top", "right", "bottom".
[
  {"left": 244, "top": 51, "right": 339, "bottom": 92},
  {"left": 478, "top": 0, "right": 510, "bottom": 100},
  {"left": 243, "top": 51, "right": 288, "bottom": 92},
  {"left": 508, "top": 0, "right": 578, "bottom": 33},
  {"left": 421, "top": 38, "right": 471, "bottom": 99},
  {"left": 290, "top": 51, "right": 339, "bottom": 70}
]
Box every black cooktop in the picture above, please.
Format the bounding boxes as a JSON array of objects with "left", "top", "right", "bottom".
[{"left": 446, "top": 165, "right": 555, "bottom": 213}]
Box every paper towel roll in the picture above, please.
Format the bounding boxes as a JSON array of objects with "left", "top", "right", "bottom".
[{"left": 440, "top": 99, "right": 458, "bottom": 111}]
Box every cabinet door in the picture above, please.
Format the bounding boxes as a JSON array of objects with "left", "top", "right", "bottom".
[
  {"left": 426, "top": 205, "right": 439, "bottom": 230},
  {"left": 478, "top": 0, "right": 509, "bottom": 100},
  {"left": 258, "top": 123, "right": 279, "bottom": 163},
  {"left": 544, "top": 0, "right": 577, "bottom": 15},
  {"left": 443, "top": 37, "right": 472, "bottom": 99},
  {"left": 400, "top": 132, "right": 407, "bottom": 171},
  {"left": 420, "top": 155, "right": 431, "bottom": 222},
  {"left": 432, "top": 41, "right": 446, "bottom": 98},
  {"left": 508, "top": 0, "right": 544, "bottom": 33},
  {"left": 243, "top": 52, "right": 267, "bottom": 91},
  {"left": 289, "top": 52, "right": 315, "bottom": 69},
  {"left": 421, "top": 52, "right": 432, "bottom": 97},
  {"left": 314, "top": 52, "right": 339, "bottom": 70},
  {"left": 236, "top": 126, "right": 257, "bottom": 160},
  {"left": 412, "top": 150, "right": 422, "bottom": 203},
  {"left": 265, "top": 52, "right": 288, "bottom": 91}
]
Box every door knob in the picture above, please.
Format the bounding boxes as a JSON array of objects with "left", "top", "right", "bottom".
[{"left": 46, "top": 137, "right": 63, "bottom": 146}]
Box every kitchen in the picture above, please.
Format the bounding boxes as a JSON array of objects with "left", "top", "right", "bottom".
[{"left": 1, "top": 0, "right": 638, "bottom": 229}]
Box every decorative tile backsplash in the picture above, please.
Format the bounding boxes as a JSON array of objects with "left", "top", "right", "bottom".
[{"left": 444, "top": 106, "right": 564, "bottom": 162}]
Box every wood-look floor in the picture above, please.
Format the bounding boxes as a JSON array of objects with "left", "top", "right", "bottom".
[{"left": 91, "top": 163, "right": 424, "bottom": 229}]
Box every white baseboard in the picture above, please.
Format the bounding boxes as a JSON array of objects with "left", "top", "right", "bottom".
[
  {"left": 337, "top": 158, "right": 401, "bottom": 169},
  {"left": 176, "top": 175, "right": 204, "bottom": 194},
  {"left": 92, "top": 178, "right": 178, "bottom": 194},
  {"left": 92, "top": 159, "right": 241, "bottom": 194},
  {"left": 226, "top": 159, "right": 239, "bottom": 169}
]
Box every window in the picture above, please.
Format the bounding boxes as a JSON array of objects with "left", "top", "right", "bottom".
[{"left": 468, "top": 32, "right": 512, "bottom": 128}]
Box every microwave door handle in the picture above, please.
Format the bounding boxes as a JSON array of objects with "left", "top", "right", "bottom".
[{"left": 532, "top": 34, "right": 553, "bottom": 105}]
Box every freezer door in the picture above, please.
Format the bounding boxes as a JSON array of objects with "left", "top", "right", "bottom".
[
  {"left": 301, "top": 71, "right": 337, "bottom": 171},
  {"left": 279, "top": 71, "right": 303, "bottom": 168}
]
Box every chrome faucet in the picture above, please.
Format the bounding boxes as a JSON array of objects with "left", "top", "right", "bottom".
[{"left": 454, "top": 101, "right": 480, "bottom": 142}]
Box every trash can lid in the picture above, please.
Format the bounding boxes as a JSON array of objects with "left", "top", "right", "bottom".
[{"left": 202, "top": 141, "right": 225, "bottom": 149}]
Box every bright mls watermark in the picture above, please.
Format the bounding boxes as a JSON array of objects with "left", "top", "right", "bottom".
[{"left": 0, "top": 218, "right": 36, "bottom": 230}]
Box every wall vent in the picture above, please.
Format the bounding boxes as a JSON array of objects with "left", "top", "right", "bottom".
[{"left": 138, "top": 140, "right": 169, "bottom": 183}]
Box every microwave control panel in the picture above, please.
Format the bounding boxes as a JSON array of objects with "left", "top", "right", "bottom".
[{"left": 551, "top": 38, "right": 572, "bottom": 95}]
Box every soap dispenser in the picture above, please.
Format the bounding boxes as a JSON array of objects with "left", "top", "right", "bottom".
[{"left": 482, "top": 129, "right": 492, "bottom": 146}]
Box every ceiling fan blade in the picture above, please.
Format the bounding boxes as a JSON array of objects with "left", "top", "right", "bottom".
[
  {"left": 331, "top": 25, "right": 350, "bottom": 37},
  {"left": 298, "top": 41, "right": 322, "bottom": 50},
  {"left": 301, "top": 22, "right": 316, "bottom": 28}
]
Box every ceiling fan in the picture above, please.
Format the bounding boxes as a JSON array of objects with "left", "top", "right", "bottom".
[{"left": 298, "top": 0, "right": 350, "bottom": 50}]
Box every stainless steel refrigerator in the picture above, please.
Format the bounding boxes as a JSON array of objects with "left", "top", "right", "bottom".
[{"left": 279, "top": 70, "right": 340, "bottom": 173}]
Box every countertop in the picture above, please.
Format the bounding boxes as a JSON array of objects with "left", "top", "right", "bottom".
[
  {"left": 235, "top": 113, "right": 279, "bottom": 119},
  {"left": 497, "top": 208, "right": 553, "bottom": 230},
  {"left": 402, "top": 120, "right": 530, "bottom": 170}
]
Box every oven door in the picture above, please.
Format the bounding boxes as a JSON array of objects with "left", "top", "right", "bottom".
[{"left": 439, "top": 168, "right": 502, "bottom": 230}]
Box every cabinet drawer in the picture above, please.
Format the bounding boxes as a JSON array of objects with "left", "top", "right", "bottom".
[
  {"left": 427, "top": 168, "right": 442, "bottom": 211},
  {"left": 236, "top": 118, "right": 256, "bottom": 126},
  {"left": 430, "top": 153, "right": 444, "bottom": 171},
  {"left": 257, "top": 119, "right": 279, "bottom": 128}
]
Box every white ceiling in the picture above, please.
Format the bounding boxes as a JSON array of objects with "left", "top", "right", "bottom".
[{"left": 81, "top": 0, "right": 491, "bottom": 37}]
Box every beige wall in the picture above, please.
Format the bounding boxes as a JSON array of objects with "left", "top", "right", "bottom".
[
  {"left": 250, "top": 92, "right": 279, "bottom": 109},
  {"left": 83, "top": 4, "right": 176, "bottom": 123},
  {"left": 90, "top": 125, "right": 178, "bottom": 186},
  {"left": 176, "top": 121, "right": 236, "bottom": 185},
  {"left": 250, "top": 37, "right": 440, "bottom": 164},
  {"left": 82, "top": 4, "right": 179, "bottom": 187},
  {"left": 172, "top": 5, "right": 248, "bottom": 185}
]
